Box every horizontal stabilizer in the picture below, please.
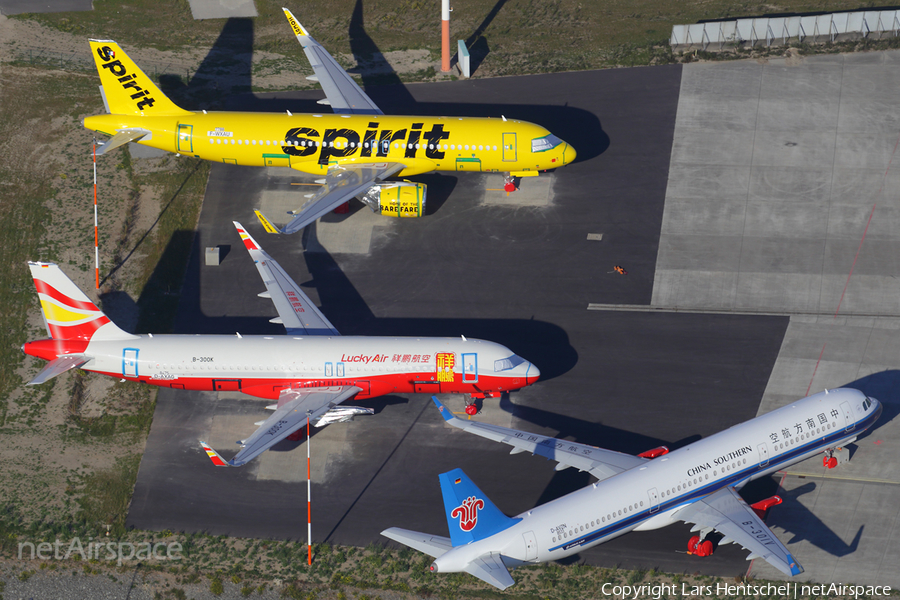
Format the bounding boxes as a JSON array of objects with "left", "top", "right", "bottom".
[
  {"left": 95, "top": 128, "right": 151, "bottom": 156},
  {"left": 381, "top": 527, "right": 452, "bottom": 558},
  {"left": 27, "top": 353, "right": 89, "bottom": 385},
  {"left": 465, "top": 553, "right": 515, "bottom": 590}
]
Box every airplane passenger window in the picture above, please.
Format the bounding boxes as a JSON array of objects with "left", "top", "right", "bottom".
[
  {"left": 493, "top": 145, "right": 497, "bottom": 150},
  {"left": 465, "top": 145, "right": 470, "bottom": 150},
  {"left": 552, "top": 537, "right": 556, "bottom": 542},
  {"left": 479, "top": 145, "right": 483, "bottom": 150}
]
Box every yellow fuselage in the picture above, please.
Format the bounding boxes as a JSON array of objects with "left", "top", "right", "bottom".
[{"left": 84, "top": 112, "right": 575, "bottom": 176}]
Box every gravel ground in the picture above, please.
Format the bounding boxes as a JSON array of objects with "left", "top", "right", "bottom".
[{"left": 0, "top": 562, "right": 287, "bottom": 600}]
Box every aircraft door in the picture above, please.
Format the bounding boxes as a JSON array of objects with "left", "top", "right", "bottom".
[
  {"left": 757, "top": 442, "right": 769, "bottom": 468},
  {"left": 522, "top": 531, "right": 537, "bottom": 561},
  {"left": 177, "top": 124, "right": 193, "bottom": 152},
  {"left": 647, "top": 488, "right": 659, "bottom": 514},
  {"left": 325, "top": 362, "right": 333, "bottom": 377},
  {"left": 336, "top": 362, "right": 345, "bottom": 377},
  {"left": 122, "top": 348, "right": 139, "bottom": 378},
  {"left": 462, "top": 353, "right": 477, "bottom": 383},
  {"left": 841, "top": 401, "right": 855, "bottom": 431},
  {"left": 502, "top": 132, "right": 517, "bottom": 162}
]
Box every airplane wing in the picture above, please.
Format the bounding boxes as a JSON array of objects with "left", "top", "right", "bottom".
[
  {"left": 201, "top": 385, "right": 362, "bottom": 467},
  {"left": 262, "top": 163, "right": 406, "bottom": 235},
  {"left": 465, "top": 553, "right": 515, "bottom": 590},
  {"left": 381, "top": 528, "right": 452, "bottom": 558},
  {"left": 26, "top": 353, "right": 90, "bottom": 385},
  {"left": 283, "top": 8, "right": 383, "bottom": 115},
  {"left": 432, "top": 397, "right": 647, "bottom": 481},
  {"left": 234, "top": 221, "right": 339, "bottom": 336},
  {"left": 674, "top": 486, "right": 804, "bottom": 577}
]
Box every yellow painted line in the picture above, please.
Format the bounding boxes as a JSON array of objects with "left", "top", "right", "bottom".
[
  {"left": 784, "top": 471, "right": 900, "bottom": 485},
  {"left": 290, "top": 183, "right": 323, "bottom": 186}
]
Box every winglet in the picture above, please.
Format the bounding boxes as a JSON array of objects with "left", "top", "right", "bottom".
[
  {"left": 233, "top": 221, "right": 260, "bottom": 250},
  {"left": 283, "top": 7, "right": 311, "bottom": 38},
  {"left": 432, "top": 396, "right": 456, "bottom": 423},
  {"left": 254, "top": 210, "right": 282, "bottom": 234},
  {"left": 200, "top": 441, "right": 231, "bottom": 467},
  {"left": 786, "top": 554, "right": 803, "bottom": 576}
]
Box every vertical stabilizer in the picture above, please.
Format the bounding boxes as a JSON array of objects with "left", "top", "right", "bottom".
[
  {"left": 88, "top": 40, "right": 189, "bottom": 116},
  {"left": 28, "top": 262, "right": 136, "bottom": 342},
  {"left": 439, "top": 468, "right": 520, "bottom": 547}
]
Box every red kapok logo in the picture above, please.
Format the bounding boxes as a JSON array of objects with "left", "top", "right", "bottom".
[{"left": 451, "top": 496, "right": 484, "bottom": 532}]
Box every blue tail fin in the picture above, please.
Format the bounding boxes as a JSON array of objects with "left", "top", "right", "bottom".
[{"left": 439, "top": 468, "right": 520, "bottom": 547}]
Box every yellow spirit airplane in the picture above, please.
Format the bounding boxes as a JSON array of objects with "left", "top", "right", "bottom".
[{"left": 83, "top": 8, "right": 576, "bottom": 234}]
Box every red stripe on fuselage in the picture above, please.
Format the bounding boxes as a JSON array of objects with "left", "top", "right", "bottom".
[{"left": 84, "top": 370, "right": 527, "bottom": 400}]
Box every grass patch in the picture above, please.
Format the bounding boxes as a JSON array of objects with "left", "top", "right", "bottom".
[{"left": 76, "top": 453, "right": 142, "bottom": 537}]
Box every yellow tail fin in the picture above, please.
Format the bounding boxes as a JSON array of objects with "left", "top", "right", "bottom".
[{"left": 89, "top": 39, "right": 189, "bottom": 116}]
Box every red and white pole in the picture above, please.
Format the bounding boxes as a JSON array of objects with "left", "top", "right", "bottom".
[
  {"left": 441, "top": 0, "right": 450, "bottom": 72},
  {"left": 307, "top": 414, "right": 312, "bottom": 565},
  {"left": 92, "top": 140, "right": 99, "bottom": 289}
]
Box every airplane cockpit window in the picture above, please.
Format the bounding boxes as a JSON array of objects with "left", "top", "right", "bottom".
[
  {"left": 494, "top": 354, "right": 526, "bottom": 372},
  {"left": 531, "top": 134, "right": 563, "bottom": 153},
  {"left": 863, "top": 397, "right": 872, "bottom": 410}
]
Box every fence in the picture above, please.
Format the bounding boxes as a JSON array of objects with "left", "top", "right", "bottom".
[{"left": 671, "top": 10, "right": 900, "bottom": 50}]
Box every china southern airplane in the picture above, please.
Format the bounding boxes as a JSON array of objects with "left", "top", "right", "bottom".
[
  {"left": 82, "top": 8, "right": 575, "bottom": 235},
  {"left": 382, "top": 389, "right": 882, "bottom": 589},
  {"left": 23, "top": 223, "right": 539, "bottom": 467}
]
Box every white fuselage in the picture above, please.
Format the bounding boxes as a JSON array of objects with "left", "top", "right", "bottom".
[
  {"left": 25, "top": 334, "right": 538, "bottom": 400},
  {"left": 433, "top": 388, "right": 881, "bottom": 571}
]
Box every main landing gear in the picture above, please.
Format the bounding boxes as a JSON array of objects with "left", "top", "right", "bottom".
[{"left": 503, "top": 173, "right": 520, "bottom": 193}]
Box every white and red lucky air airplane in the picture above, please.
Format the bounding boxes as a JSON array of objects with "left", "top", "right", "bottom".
[{"left": 24, "top": 222, "right": 540, "bottom": 466}]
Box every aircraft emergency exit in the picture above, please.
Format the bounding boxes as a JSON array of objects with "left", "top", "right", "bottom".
[
  {"left": 82, "top": 8, "right": 575, "bottom": 235},
  {"left": 382, "top": 390, "right": 882, "bottom": 589},
  {"left": 23, "top": 223, "right": 539, "bottom": 467}
]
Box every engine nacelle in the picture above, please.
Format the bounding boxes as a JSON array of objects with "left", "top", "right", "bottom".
[{"left": 361, "top": 180, "right": 427, "bottom": 218}]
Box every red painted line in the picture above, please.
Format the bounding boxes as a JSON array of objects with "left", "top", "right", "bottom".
[
  {"left": 806, "top": 342, "right": 827, "bottom": 396},
  {"left": 833, "top": 204, "right": 876, "bottom": 318}
]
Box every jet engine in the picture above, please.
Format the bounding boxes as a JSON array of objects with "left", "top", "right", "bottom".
[{"left": 360, "top": 181, "right": 426, "bottom": 218}]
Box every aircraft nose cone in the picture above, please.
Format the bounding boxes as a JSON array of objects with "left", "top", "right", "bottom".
[
  {"left": 526, "top": 362, "right": 541, "bottom": 384},
  {"left": 564, "top": 143, "right": 576, "bottom": 165}
]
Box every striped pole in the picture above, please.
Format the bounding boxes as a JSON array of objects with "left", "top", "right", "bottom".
[
  {"left": 441, "top": 0, "right": 450, "bottom": 72},
  {"left": 307, "top": 414, "right": 312, "bottom": 565},
  {"left": 92, "top": 139, "right": 99, "bottom": 289}
]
